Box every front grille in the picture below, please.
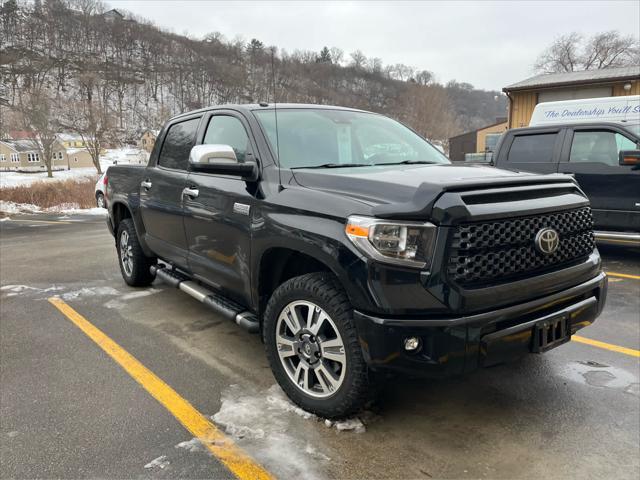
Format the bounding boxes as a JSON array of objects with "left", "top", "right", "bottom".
[{"left": 447, "top": 207, "right": 595, "bottom": 286}]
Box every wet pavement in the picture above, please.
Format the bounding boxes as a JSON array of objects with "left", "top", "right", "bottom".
[{"left": 1, "top": 213, "right": 639, "bottom": 479}]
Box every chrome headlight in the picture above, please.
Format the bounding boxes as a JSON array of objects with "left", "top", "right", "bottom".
[{"left": 345, "top": 215, "right": 437, "bottom": 268}]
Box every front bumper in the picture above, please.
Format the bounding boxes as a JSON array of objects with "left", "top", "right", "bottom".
[{"left": 354, "top": 272, "right": 608, "bottom": 377}]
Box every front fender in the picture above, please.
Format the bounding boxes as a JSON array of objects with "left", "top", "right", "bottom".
[{"left": 252, "top": 208, "right": 373, "bottom": 311}]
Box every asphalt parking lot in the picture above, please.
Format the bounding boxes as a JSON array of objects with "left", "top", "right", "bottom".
[{"left": 1, "top": 213, "right": 639, "bottom": 480}]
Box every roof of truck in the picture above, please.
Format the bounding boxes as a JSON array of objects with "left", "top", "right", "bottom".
[{"left": 169, "top": 103, "right": 372, "bottom": 122}]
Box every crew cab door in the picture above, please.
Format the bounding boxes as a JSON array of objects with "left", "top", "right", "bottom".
[
  {"left": 183, "top": 111, "right": 258, "bottom": 306},
  {"left": 139, "top": 116, "right": 201, "bottom": 266},
  {"left": 494, "top": 128, "right": 564, "bottom": 174},
  {"left": 557, "top": 126, "right": 640, "bottom": 232}
]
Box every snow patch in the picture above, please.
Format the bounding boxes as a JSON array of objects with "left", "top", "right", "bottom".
[
  {"left": 0, "top": 168, "right": 98, "bottom": 189},
  {"left": 0, "top": 201, "right": 107, "bottom": 215},
  {"left": 175, "top": 438, "right": 207, "bottom": 453},
  {"left": 334, "top": 417, "right": 366, "bottom": 433},
  {"left": 104, "top": 288, "right": 160, "bottom": 309},
  {"left": 1, "top": 284, "right": 63, "bottom": 298},
  {"left": 144, "top": 455, "right": 169, "bottom": 470},
  {"left": 60, "top": 286, "right": 120, "bottom": 300},
  {"left": 212, "top": 384, "right": 331, "bottom": 479},
  {"left": 305, "top": 443, "right": 331, "bottom": 461},
  {"left": 0, "top": 201, "right": 40, "bottom": 214}
]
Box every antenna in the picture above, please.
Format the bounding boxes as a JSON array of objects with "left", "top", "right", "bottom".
[{"left": 270, "top": 49, "right": 282, "bottom": 191}]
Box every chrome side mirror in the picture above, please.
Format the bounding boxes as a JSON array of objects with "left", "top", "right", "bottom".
[
  {"left": 188, "top": 144, "right": 258, "bottom": 180},
  {"left": 189, "top": 144, "right": 238, "bottom": 165}
]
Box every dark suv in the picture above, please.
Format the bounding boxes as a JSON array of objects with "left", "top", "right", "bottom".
[{"left": 106, "top": 104, "right": 607, "bottom": 418}]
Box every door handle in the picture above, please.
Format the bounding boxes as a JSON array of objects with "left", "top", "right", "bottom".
[
  {"left": 141, "top": 180, "right": 152, "bottom": 189},
  {"left": 182, "top": 187, "right": 199, "bottom": 198}
]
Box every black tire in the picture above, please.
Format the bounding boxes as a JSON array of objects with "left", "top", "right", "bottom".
[
  {"left": 96, "top": 192, "right": 105, "bottom": 209},
  {"left": 263, "top": 272, "right": 371, "bottom": 419},
  {"left": 116, "top": 218, "right": 156, "bottom": 287}
]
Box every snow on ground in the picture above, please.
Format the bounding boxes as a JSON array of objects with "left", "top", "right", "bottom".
[
  {"left": 0, "top": 201, "right": 108, "bottom": 215},
  {"left": 209, "top": 384, "right": 376, "bottom": 479},
  {"left": 144, "top": 455, "right": 170, "bottom": 470},
  {"left": 0, "top": 168, "right": 98, "bottom": 189},
  {"left": 0, "top": 148, "right": 148, "bottom": 189}
]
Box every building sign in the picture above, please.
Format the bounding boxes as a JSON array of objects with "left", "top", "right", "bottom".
[{"left": 530, "top": 95, "right": 640, "bottom": 126}]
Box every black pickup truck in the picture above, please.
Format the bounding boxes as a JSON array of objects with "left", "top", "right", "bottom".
[
  {"left": 489, "top": 122, "right": 640, "bottom": 246},
  {"left": 106, "top": 104, "right": 607, "bottom": 418}
]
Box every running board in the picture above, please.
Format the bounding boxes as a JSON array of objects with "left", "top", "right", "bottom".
[
  {"left": 594, "top": 231, "right": 640, "bottom": 247},
  {"left": 150, "top": 265, "right": 260, "bottom": 333}
]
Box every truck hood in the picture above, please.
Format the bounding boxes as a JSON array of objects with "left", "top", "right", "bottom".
[
  {"left": 292, "top": 163, "right": 526, "bottom": 204},
  {"left": 291, "top": 163, "right": 575, "bottom": 219}
]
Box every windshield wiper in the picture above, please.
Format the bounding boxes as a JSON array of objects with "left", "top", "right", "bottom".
[
  {"left": 376, "top": 160, "right": 437, "bottom": 166},
  {"left": 291, "top": 163, "right": 371, "bottom": 169}
]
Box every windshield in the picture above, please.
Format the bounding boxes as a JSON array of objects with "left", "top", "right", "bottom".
[
  {"left": 624, "top": 124, "right": 640, "bottom": 138},
  {"left": 253, "top": 108, "right": 450, "bottom": 169}
]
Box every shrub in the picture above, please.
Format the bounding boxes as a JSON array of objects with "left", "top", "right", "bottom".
[{"left": 0, "top": 177, "right": 97, "bottom": 209}]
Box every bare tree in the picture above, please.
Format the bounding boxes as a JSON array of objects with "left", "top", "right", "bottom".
[
  {"left": 582, "top": 31, "right": 639, "bottom": 69},
  {"left": 67, "top": 0, "right": 105, "bottom": 15},
  {"left": 534, "top": 32, "right": 583, "bottom": 73},
  {"left": 349, "top": 50, "right": 367, "bottom": 69},
  {"left": 535, "top": 31, "right": 639, "bottom": 73},
  {"left": 329, "top": 47, "right": 344, "bottom": 65},
  {"left": 61, "top": 100, "right": 113, "bottom": 174},
  {"left": 18, "top": 92, "right": 60, "bottom": 178}
]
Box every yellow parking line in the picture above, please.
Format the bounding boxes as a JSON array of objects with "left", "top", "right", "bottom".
[
  {"left": 6, "top": 219, "right": 71, "bottom": 224},
  {"left": 48, "top": 297, "right": 273, "bottom": 480},
  {"left": 605, "top": 271, "right": 640, "bottom": 280},
  {"left": 573, "top": 335, "right": 640, "bottom": 358}
]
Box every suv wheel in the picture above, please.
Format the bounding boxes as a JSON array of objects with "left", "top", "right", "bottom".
[
  {"left": 96, "top": 192, "right": 105, "bottom": 208},
  {"left": 264, "top": 272, "right": 370, "bottom": 419},
  {"left": 116, "top": 218, "right": 156, "bottom": 287}
]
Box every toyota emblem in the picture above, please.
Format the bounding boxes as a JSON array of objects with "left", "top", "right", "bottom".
[{"left": 535, "top": 228, "right": 560, "bottom": 255}]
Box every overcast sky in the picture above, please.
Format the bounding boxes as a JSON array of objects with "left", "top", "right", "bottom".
[{"left": 109, "top": 0, "right": 640, "bottom": 91}]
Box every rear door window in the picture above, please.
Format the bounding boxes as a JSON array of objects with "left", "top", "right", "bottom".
[
  {"left": 507, "top": 133, "right": 557, "bottom": 163},
  {"left": 158, "top": 117, "right": 200, "bottom": 170},
  {"left": 569, "top": 130, "right": 637, "bottom": 166}
]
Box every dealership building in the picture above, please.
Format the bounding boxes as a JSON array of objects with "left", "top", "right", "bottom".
[
  {"left": 503, "top": 66, "right": 640, "bottom": 129},
  {"left": 449, "top": 66, "right": 640, "bottom": 161}
]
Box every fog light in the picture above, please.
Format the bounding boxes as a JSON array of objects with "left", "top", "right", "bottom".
[{"left": 403, "top": 337, "right": 421, "bottom": 352}]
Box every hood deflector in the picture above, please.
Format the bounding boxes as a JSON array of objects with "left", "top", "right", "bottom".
[{"left": 372, "top": 174, "right": 583, "bottom": 220}]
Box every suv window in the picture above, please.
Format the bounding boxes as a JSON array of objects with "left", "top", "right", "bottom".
[
  {"left": 158, "top": 117, "right": 200, "bottom": 170},
  {"left": 507, "top": 133, "right": 557, "bottom": 163},
  {"left": 570, "top": 130, "right": 637, "bottom": 166},
  {"left": 204, "top": 115, "right": 250, "bottom": 162}
]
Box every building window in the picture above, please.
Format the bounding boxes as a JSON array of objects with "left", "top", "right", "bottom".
[
  {"left": 11, "top": 153, "right": 19, "bottom": 163},
  {"left": 27, "top": 152, "right": 41, "bottom": 162},
  {"left": 0, "top": 154, "right": 5, "bottom": 162},
  {"left": 74, "top": 157, "right": 78, "bottom": 162}
]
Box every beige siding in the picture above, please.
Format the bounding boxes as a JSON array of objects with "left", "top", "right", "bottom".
[
  {"left": 476, "top": 121, "right": 508, "bottom": 152},
  {"left": 508, "top": 91, "right": 537, "bottom": 128},
  {"left": 65, "top": 150, "right": 94, "bottom": 168},
  {"left": 613, "top": 80, "right": 640, "bottom": 96},
  {"left": 0, "top": 143, "right": 16, "bottom": 169}
]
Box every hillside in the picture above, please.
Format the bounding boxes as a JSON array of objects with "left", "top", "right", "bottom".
[{"left": 0, "top": 0, "right": 507, "bottom": 147}]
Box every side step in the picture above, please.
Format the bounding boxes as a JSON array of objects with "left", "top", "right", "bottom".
[
  {"left": 594, "top": 231, "right": 640, "bottom": 247},
  {"left": 151, "top": 265, "right": 260, "bottom": 333}
]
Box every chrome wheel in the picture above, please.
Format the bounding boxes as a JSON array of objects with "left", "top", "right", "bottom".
[
  {"left": 276, "top": 300, "right": 347, "bottom": 398},
  {"left": 96, "top": 194, "right": 105, "bottom": 208},
  {"left": 119, "top": 229, "right": 133, "bottom": 277}
]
